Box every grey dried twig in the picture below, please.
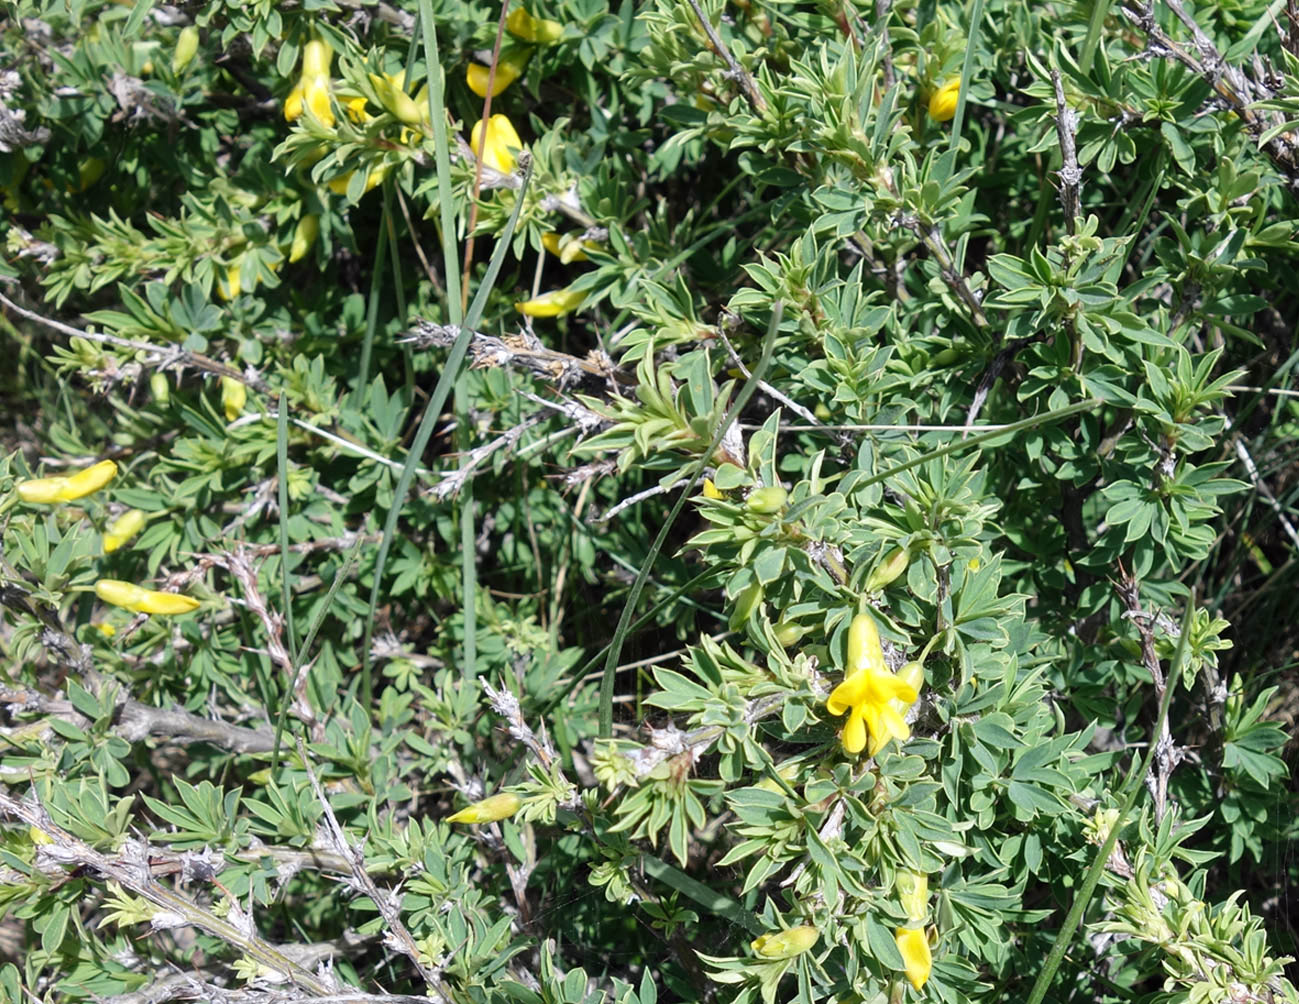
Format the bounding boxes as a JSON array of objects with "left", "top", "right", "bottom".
[
  {"left": 0, "top": 791, "right": 334, "bottom": 995},
  {"left": 681, "top": 0, "right": 768, "bottom": 114},
  {"left": 1051, "top": 68, "right": 1082, "bottom": 231},
  {"left": 403, "top": 320, "right": 629, "bottom": 388},
  {"left": 297, "top": 740, "right": 450, "bottom": 1001}
]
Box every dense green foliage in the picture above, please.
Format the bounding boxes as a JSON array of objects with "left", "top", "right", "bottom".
[{"left": 0, "top": 0, "right": 1296, "bottom": 1002}]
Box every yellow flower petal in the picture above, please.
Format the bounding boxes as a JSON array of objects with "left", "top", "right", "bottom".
[
  {"left": 446, "top": 792, "right": 521, "bottom": 824},
  {"left": 470, "top": 113, "right": 522, "bottom": 174},
  {"left": 928, "top": 79, "right": 960, "bottom": 123},
  {"left": 103, "top": 509, "right": 147, "bottom": 553},
  {"left": 514, "top": 287, "right": 586, "bottom": 318},
  {"left": 95, "top": 579, "right": 198, "bottom": 615},
  {"left": 466, "top": 59, "right": 522, "bottom": 98},
  {"left": 895, "top": 927, "right": 932, "bottom": 990},
  {"left": 284, "top": 82, "right": 305, "bottom": 122},
  {"left": 17, "top": 459, "right": 118, "bottom": 504}
]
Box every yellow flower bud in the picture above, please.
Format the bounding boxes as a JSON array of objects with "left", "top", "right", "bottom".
[
  {"left": 865, "top": 546, "right": 909, "bottom": 592},
  {"left": 289, "top": 214, "right": 319, "bottom": 263},
  {"left": 505, "top": 6, "right": 565, "bottom": 43},
  {"left": 95, "top": 579, "right": 200, "bottom": 615},
  {"left": 221, "top": 376, "right": 247, "bottom": 423},
  {"left": 514, "top": 287, "right": 585, "bottom": 318},
  {"left": 16, "top": 459, "right": 118, "bottom": 504},
  {"left": 701, "top": 478, "right": 723, "bottom": 500},
  {"left": 325, "top": 165, "right": 389, "bottom": 197},
  {"left": 28, "top": 825, "right": 54, "bottom": 846},
  {"left": 745, "top": 485, "right": 787, "bottom": 514},
  {"left": 750, "top": 925, "right": 819, "bottom": 960},
  {"left": 470, "top": 113, "right": 523, "bottom": 174},
  {"left": 928, "top": 78, "right": 960, "bottom": 123},
  {"left": 845, "top": 611, "right": 884, "bottom": 673},
  {"left": 445, "top": 792, "right": 522, "bottom": 824},
  {"left": 172, "top": 26, "right": 199, "bottom": 73},
  {"left": 896, "top": 869, "right": 929, "bottom": 922},
  {"left": 369, "top": 72, "right": 422, "bottom": 125},
  {"left": 895, "top": 926, "right": 932, "bottom": 990},
  {"left": 103, "top": 509, "right": 147, "bottom": 554}
]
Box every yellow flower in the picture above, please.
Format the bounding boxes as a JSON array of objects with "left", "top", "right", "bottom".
[
  {"left": 95, "top": 579, "right": 200, "bottom": 615},
  {"left": 446, "top": 792, "right": 521, "bottom": 824},
  {"left": 541, "top": 231, "right": 594, "bottom": 263},
  {"left": 895, "top": 926, "right": 932, "bottom": 990},
  {"left": 701, "top": 478, "right": 723, "bottom": 500},
  {"left": 827, "top": 618, "right": 919, "bottom": 756},
  {"left": 221, "top": 376, "right": 247, "bottom": 422},
  {"left": 514, "top": 287, "right": 586, "bottom": 318},
  {"left": 928, "top": 78, "right": 960, "bottom": 123},
  {"left": 345, "top": 95, "right": 372, "bottom": 124},
  {"left": 750, "top": 925, "right": 819, "bottom": 960},
  {"left": 470, "top": 113, "right": 522, "bottom": 174},
  {"left": 466, "top": 52, "right": 528, "bottom": 97},
  {"left": 506, "top": 6, "right": 565, "bottom": 43},
  {"left": 289, "top": 214, "right": 319, "bottom": 263},
  {"left": 896, "top": 869, "right": 929, "bottom": 922},
  {"left": 103, "top": 509, "right": 147, "bottom": 553},
  {"left": 302, "top": 75, "right": 335, "bottom": 127},
  {"left": 16, "top": 459, "right": 118, "bottom": 504},
  {"left": 325, "top": 164, "right": 389, "bottom": 197}
]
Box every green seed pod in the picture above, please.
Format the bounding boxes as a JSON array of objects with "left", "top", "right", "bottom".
[
  {"left": 773, "top": 620, "right": 805, "bottom": 648},
  {"left": 745, "top": 485, "right": 787, "bottom": 514},
  {"left": 150, "top": 371, "right": 170, "bottom": 406},
  {"left": 370, "top": 73, "right": 422, "bottom": 126},
  {"left": 172, "top": 26, "right": 199, "bottom": 73},
  {"left": 865, "top": 546, "right": 909, "bottom": 592},
  {"left": 729, "top": 581, "right": 764, "bottom": 630}
]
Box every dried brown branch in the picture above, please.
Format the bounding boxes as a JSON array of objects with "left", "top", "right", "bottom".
[
  {"left": 403, "top": 320, "right": 630, "bottom": 388},
  {"left": 682, "top": 0, "right": 768, "bottom": 113},
  {"left": 1114, "top": 568, "right": 1186, "bottom": 824}
]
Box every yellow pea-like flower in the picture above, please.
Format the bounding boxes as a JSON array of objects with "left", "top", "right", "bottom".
[
  {"left": 470, "top": 113, "right": 523, "bottom": 174},
  {"left": 895, "top": 926, "right": 932, "bottom": 990},
  {"left": 542, "top": 231, "right": 595, "bottom": 263},
  {"left": 16, "top": 459, "right": 118, "bottom": 504},
  {"left": 446, "top": 792, "right": 521, "bottom": 824},
  {"left": 326, "top": 164, "right": 389, "bottom": 197},
  {"left": 466, "top": 55, "right": 525, "bottom": 98},
  {"left": 928, "top": 78, "right": 960, "bottom": 122},
  {"left": 514, "top": 287, "right": 586, "bottom": 318},
  {"left": 288, "top": 214, "right": 319, "bottom": 263},
  {"left": 300, "top": 38, "right": 333, "bottom": 79},
  {"left": 103, "top": 509, "right": 147, "bottom": 553},
  {"left": 750, "top": 925, "right": 819, "bottom": 960},
  {"left": 506, "top": 6, "right": 565, "bottom": 43},
  {"left": 95, "top": 579, "right": 200, "bottom": 615},
  {"left": 221, "top": 376, "right": 247, "bottom": 422}
]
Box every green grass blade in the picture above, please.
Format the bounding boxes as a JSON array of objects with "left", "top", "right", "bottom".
[
  {"left": 948, "top": 0, "right": 985, "bottom": 153},
  {"left": 640, "top": 855, "right": 762, "bottom": 934},
  {"left": 275, "top": 397, "right": 298, "bottom": 665},
  {"left": 359, "top": 162, "right": 533, "bottom": 709},
  {"left": 353, "top": 199, "right": 389, "bottom": 407},
  {"left": 1080, "top": 0, "right": 1112, "bottom": 78},
  {"left": 1023, "top": 590, "right": 1194, "bottom": 1004},
  {"left": 598, "top": 303, "right": 784, "bottom": 737}
]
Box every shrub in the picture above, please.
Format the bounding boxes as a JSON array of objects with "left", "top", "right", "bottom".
[{"left": 0, "top": 0, "right": 1296, "bottom": 1002}]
